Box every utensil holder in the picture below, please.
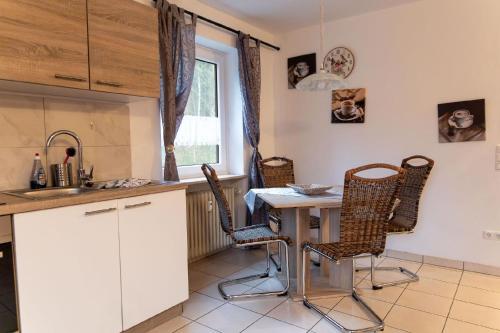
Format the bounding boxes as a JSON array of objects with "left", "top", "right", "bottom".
[{"left": 51, "top": 163, "right": 73, "bottom": 187}]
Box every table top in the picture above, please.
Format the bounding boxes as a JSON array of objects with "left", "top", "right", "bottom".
[{"left": 247, "top": 187, "right": 343, "bottom": 209}]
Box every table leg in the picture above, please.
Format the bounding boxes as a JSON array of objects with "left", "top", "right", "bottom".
[
  {"left": 281, "top": 208, "right": 311, "bottom": 295},
  {"left": 325, "top": 208, "right": 353, "bottom": 291}
]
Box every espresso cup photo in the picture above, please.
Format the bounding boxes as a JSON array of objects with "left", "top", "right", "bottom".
[
  {"left": 340, "top": 99, "right": 355, "bottom": 116},
  {"left": 452, "top": 109, "right": 474, "bottom": 127}
]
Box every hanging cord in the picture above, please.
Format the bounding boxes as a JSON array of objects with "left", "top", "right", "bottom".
[{"left": 319, "top": 0, "right": 325, "bottom": 70}]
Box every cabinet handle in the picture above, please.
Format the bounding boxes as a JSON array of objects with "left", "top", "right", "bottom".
[
  {"left": 84, "top": 207, "right": 117, "bottom": 216},
  {"left": 124, "top": 201, "right": 152, "bottom": 209},
  {"left": 96, "top": 80, "right": 123, "bottom": 87},
  {"left": 54, "top": 74, "right": 88, "bottom": 82}
]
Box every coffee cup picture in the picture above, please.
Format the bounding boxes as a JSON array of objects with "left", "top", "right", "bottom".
[
  {"left": 331, "top": 88, "right": 366, "bottom": 124},
  {"left": 438, "top": 99, "right": 485, "bottom": 143},
  {"left": 340, "top": 99, "right": 355, "bottom": 116},
  {"left": 288, "top": 53, "right": 316, "bottom": 89},
  {"left": 452, "top": 109, "right": 474, "bottom": 128}
]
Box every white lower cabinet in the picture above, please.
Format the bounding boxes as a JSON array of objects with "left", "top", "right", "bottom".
[
  {"left": 118, "top": 190, "right": 188, "bottom": 330},
  {"left": 13, "top": 190, "right": 188, "bottom": 333},
  {"left": 14, "top": 200, "right": 123, "bottom": 333}
]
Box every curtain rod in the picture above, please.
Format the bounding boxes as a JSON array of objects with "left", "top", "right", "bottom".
[{"left": 153, "top": 1, "right": 280, "bottom": 51}]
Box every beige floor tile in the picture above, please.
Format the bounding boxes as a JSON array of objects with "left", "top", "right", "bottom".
[
  {"left": 449, "top": 300, "right": 500, "bottom": 330},
  {"left": 379, "top": 258, "right": 422, "bottom": 273},
  {"left": 147, "top": 316, "right": 191, "bottom": 333},
  {"left": 333, "top": 296, "right": 392, "bottom": 320},
  {"left": 455, "top": 285, "right": 500, "bottom": 309},
  {"left": 385, "top": 305, "right": 446, "bottom": 333},
  {"left": 267, "top": 299, "right": 325, "bottom": 330},
  {"left": 182, "top": 293, "right": 224, "bottom": 320},
  {"left": 253, "top": 277, "right": 285, "bottom": 293},
  {"left": 230, "top": 287, "right": 287, "bottom": 315},
  {"left": 396, "top": 289, "right": 453, "bottom": 316},
  {"left": 356, "top": 280, "right": 405, "bottom": 303},
  {"left": 308, "top": 296, "right": 343, "bottom": 310},
  {"left": 461, "top": 271, "right": 500, "bottom": 293},
  {"left": 406, "top": 277, "right": 458, "bottom": 298},
  {"left": 243, "top": 316, "right": 307, "bottom": 333},
  {"left": 197, "top": 280, "right": 253, "bottom": 301},
  {"left": 443, "top": 318, "right": 500, "bottom": 333},
  {"left": 311, "top": 310, "right": 381, "bottom": 333},
  {"left": 417, "top": 264, "right": 462, "bottom": 284},
  {"left": 224, "top": 267, "right": 269, "bottom": 287},
  {"left": 190, "top": 258, "right": 244, "bottom": 278},
  {"left": 383, "top": 326, "right": 409, "bottom": 333},
  {"left": 216, "top": 248, "right": 265, "bottom": 267},
  {"left": 188, "top": 270, "right": 220, "bottom": 292},
  {"left": 197, "top": 303, "right": 262, "bottom": 333},
  {"left": 175, "top": 322, "right": 218, "bottom": 333},
  {"left": 365, "top": 269, "right": 410, "bottom": 288}
]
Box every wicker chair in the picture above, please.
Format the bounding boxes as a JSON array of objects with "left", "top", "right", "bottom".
[
  {"left": 357, "top": 155, "right": 434, "bottom": 290},
  {"left": 201, "top": 163, "right": 291, "bottom": 300},
  {"left": 302, "top": 164, "right": 406, "bottom": 333},
  {"left": 259, "top": 157, "right": 320, "bottom": 270}
]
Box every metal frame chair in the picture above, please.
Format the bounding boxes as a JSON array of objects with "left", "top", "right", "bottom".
[
  {"left": 202, "top": 163, "right": 291, "bottom": 300},
  {"left": 356, "top": 155, "right": 434, "bottom": 290},
  {"left": 259, "top": 156, "right": 320, "bottom": 271},
  {"left": 302, "top": 163, "right": 406, "bottom": 333}
]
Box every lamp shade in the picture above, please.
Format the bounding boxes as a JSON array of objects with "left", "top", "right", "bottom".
[{"left": 295, "top": 69, "right": 345, "bottom": 91}]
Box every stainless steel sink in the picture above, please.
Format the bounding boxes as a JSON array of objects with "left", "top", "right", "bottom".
[{"left": 4, "top": 187, "right": 98, "bottom": 200}]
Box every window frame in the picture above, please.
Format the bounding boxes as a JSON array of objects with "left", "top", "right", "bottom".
[{"left": 173, "top": 45, "right": 228, "bottom": 179}]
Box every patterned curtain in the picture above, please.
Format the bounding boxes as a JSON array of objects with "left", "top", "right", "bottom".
[
  {"left": 237, "top": 33, "right": 264, "bottom": 225},
  {"left": 157, "top": 0, "right": 197, "bottom": 181}
]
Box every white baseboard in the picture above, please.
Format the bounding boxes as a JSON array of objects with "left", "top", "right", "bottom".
[{"left": 385, "top": 248, "right": 500, "bottom": 277}]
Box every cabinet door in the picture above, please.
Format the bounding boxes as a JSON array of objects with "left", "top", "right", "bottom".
[
  {"left": 13, "top": 201, "right": 122, "bottom": 333},
  {"left": 118, "top": 190, "right": 188, "bottom": 330},
  {"left": 0, "top": 0, "right": 89, "bottom": 89},
  {"left": 88, "top": 0, "right": 160, "bottom": 97}
]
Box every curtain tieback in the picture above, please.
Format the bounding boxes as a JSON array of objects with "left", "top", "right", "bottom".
[{"left": 166, "top": 144, "right": 175, "bottom": 154}]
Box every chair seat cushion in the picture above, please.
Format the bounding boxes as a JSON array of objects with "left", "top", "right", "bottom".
[
  {"left": 303, "top": 241, "right": 383, "bottom": 260},
  {"left": 232, "top": 224, "right": 291, "bottom": 245}
]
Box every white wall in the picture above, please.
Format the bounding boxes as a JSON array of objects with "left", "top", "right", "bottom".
[
  {"left": 275, "top": 0, "right": 500, "bottom": 267},
  {"left": 130, "top": 0, "right": 279, "bottom": 181}
]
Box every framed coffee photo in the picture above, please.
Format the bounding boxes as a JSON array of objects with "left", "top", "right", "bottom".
[
  {"left": 288, "top": 53, "right": 316, "bottom": 89},
  {"left": 331, "top": 88, "right": 366, "bottom": 123},
  {"left": 438, "top": 99, "right": 485, "bottom": 143}
]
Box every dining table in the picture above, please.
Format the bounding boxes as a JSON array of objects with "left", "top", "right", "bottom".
[{"left": 245, "top": 186, "right": 351, "bottom": 299}]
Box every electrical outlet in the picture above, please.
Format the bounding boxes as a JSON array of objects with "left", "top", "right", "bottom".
[
  {"left": 207, "top": 200, "right": 213, "bottom": 212},
  {"left": 483, "top": 230, "right": 500, "bottom": 241}
]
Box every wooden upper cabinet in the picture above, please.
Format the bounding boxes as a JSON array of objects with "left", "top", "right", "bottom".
[
  {"left": 88, "top": 0, "right": 160, "bottom": 98},
  {"left": 0, "top": 0, "right": 89, "bottom": 89}
]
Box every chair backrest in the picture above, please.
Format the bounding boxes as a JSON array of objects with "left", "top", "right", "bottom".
[
  {"left": 201, "top": 164, "right": 233, "bottom": 235},
  {"left": 259, "top": 157, "right": 295, "bottom": 188},
  {"left": 339, "top": 163, "right": 406, "bottom": 256},
  {"left": 392, "top": 155, "right": 434, "bottom": 230}
]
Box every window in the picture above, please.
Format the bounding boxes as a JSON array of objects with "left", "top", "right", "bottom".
[{"left": 162, "top": 45, "right": 228, "bottom": 178}]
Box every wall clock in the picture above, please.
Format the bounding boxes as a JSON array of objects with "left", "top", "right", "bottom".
[{"left": 323, "top": 47, "right": 355, "bottom": 79}]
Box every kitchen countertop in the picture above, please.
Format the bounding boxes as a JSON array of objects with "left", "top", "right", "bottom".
[{"left": 0, "top": 182, "right": 187, "bottom": 216}]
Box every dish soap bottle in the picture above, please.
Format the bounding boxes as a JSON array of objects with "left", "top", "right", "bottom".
[{"left": 30, "top": 153, "right": 47, "bottom": 189}]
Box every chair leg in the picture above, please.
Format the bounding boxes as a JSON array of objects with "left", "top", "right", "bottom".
[
  {"left": 269, "top": 242, "right": 282, "bottom": 272},
  {"left": 302, "top": 246, "right": 385, "bottom": 333},
  {"left": 356, "top": 255, "right": 419, "bottom": 290},
  {"left": 219, "top": 240, "right": 290, "bottom": 301}
]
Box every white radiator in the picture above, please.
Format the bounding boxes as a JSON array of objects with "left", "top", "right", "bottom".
[{"left": 186, "top": 187, "right": 234, "bottom": 262}]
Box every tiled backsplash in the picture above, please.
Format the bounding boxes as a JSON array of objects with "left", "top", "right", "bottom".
[{"left": 0, "top": 93, "right": 131, "bottom": 190}]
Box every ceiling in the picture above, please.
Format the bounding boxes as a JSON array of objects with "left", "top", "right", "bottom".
[{"left": 198, "top": 0, "right": 421, "bottom": 33}]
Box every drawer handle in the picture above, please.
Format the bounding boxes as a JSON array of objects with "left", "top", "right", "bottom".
[
  {"left": 124, "top": 201, "right": 151, "bottom": 209},
  {"left": 85, "top": 207, "right": 117, "bottom": 216},
  {"left": 96, "top": 80, "right": 123, "bottom": 87},
  {"left": 54, "top": 74, "right": 88, "bottom": 82}
]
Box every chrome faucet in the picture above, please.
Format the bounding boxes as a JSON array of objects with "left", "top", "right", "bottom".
[{"left": 46, "top": 130, "right": 93, "bottom": 187}]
